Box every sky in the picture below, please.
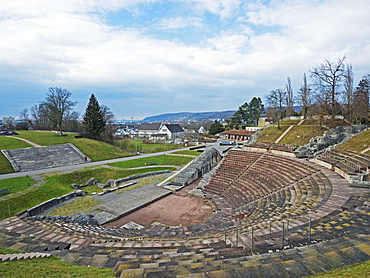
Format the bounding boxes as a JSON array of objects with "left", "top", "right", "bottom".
[{"left": 1, "top": 0, "right": 370, "bottom": 120}]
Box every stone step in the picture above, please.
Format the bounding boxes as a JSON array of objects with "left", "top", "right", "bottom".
[{"left": 0, "top": 252, "right": 51, "bottom": 262}]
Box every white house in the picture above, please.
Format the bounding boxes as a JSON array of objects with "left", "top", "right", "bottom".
[
  {"left": 137, "top": 123, "right": 184, "bottom": 139},
  {"left": 158, "top": 124, "right": 184, "bottom": 139}
]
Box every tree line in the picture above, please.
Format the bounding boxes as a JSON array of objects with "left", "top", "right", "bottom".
[
  {"left": 19, "top": 88, "right": 114, "bottom": 142},
  {"left": 222, "top": 56, "right": 369, "bottom": 132},
  {"left": 266, "top": 56, "right": 369, "bottom": 127}
]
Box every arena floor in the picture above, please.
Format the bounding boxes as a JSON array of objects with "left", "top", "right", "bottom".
[{"left": 105, "top": 180, "right": 214, "bottom": 228}]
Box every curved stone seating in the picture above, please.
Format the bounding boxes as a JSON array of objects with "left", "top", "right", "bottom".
[
  {"left": 316, "top": 149, "right": 370, "bottom": 175},
  {"left": 1, "top": 149, "right": 369, "bottom": 277}
]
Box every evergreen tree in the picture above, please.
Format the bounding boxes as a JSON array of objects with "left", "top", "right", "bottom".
[
  {"left": 208, "top": 120, "right": 225, "bottom": 135},
  {"left": 83, "top": 94, "right": 106, "bottom": 138},
  {"left": 231, "top": 97, "right": 264, "bottom": 126}
]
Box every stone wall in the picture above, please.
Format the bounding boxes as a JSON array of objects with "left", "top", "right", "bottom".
[
  {"left": 26, "top": 190, "right": 86, "bottom": 217},
  {"left": 294, "top": 125, "right": 367, "bottom": 157},
  {"left": 167, "top": 148, "right": 222, "bottom": 188}
]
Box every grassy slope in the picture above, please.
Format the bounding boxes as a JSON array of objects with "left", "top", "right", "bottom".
[
  {"left": 311, "top": 260, "right": 370, "bottom": 277},
  {"left": 279, "top": 125, "right": 328, "bottom": 146},
  {"left": 0, "top": 137, "right": 33, "bottom": 174},
  {"left": 0, "top": 256, "right": 114, "bottom": 278},
  {"left": 256, "top": 125, "right": 290, "bottom": 143},
  {"left": 336, "top": 129, "right": 370, "bottom": 153},
  {"left": 0, "top": 177, "right": 36, "bottom": 196},
  {"left": 256, "top": 119, "right": 347, "bottom": 146},
  {"left": 15, "top": 131, "right": 127, "bottom": 161},
  {"left": 15, "top": 131, "right": 184, "bottom": 160}
]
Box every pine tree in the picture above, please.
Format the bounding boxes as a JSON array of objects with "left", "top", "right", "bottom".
[{"left": 83, "top": 94, "right": 105, "bottom": 138}]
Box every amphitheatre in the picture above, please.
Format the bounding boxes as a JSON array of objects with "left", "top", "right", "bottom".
[{"left": 0, "top": 119, "right": 370, "bottom": 277}]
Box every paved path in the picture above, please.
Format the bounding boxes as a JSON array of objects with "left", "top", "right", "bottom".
[
  {"left": 0, "top": 143, "right": 227, "bottom": 180},
  {"left": 6, "top": 136, "right": 41, "bottom": 147},
  {"left": 274, "top": 119, "right": 305, "bottom": 143}
]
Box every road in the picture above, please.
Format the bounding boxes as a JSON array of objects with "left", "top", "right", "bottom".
[{"left": 0, "top": 142, "right": 231, "bottom": 180}]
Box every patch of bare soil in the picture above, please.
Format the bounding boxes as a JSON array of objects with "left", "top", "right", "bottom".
[{"left": 105, "top": 180, "right": 213, "bottom": 228}]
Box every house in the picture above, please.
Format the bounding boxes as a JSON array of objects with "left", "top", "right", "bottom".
[
  {"left": 220, "top": 129, "right": 255, "bottom": 141},
  {"left": 198, "top": 126, "right": 206, "bottom": 134},
  {"left": 138, "top": 123, "right": 184, "bottom": 139},
  {"left": 138, "top": 123, "right": 162, "bottom": 138},
  {"left": 158, "top": 124, "right": 184, "bottom": 139}
]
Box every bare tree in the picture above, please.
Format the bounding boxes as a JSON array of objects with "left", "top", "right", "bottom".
[
  {"left": 31, "top": 103, "right": 52, "bottom": 130},
  {"left": 18, "top": 108, "right": 30, "bottom": 130},
  {"left": 296, "top": 73, "right": 313, "bottom": 119},
  {"left": 101, "top": 104, "right": 116, "bottom": 144},
  {"left": 43, "top": 87, "right": 77, "bottom": 135},
  {"left": 285, "top": 77, "right": 294, "bottom": 117},
  {"left": 310, "top": 56, "right": 346, "bottom": 118},
  {"left": 266, "top": 89, "right": 286, "bottom": 129}
]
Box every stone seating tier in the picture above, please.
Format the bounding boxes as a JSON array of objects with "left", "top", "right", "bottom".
[{"left": 2, "top": 143, "right": 88, "bottom": 171}]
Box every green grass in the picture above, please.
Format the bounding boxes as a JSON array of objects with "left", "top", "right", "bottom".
[
  {"left": 0, "top": 247, "right": 25, "bottom": 255},
  {"left": 48, "top": 197, "right": 101, "bottom": 216},
  {"left": 0, "top": 136, "right": 33, "bottom": 149},
  {"left": 0, "top": 136, "right": 34, "bottom": 174},
  {"left": 0, "top": 167, "right": 175, "bottom": 220},
  {"left": 15, "top": 131, "right": 128, "bottom": 161},
  {"left": 14, "top": 131, "right": 182, "bottom": 161},
  {"left": 336, "top": 129, "right": 370, "bottom": 153},
  {"left": 0, "top": 177, "right": 36, "bottom": 197},
  {"left": 256, "top": 125, "right": 290, "bottom": 143},
  {"left": 171, "top": 150, "right": 202, "bottom": 156},
  {"left": 109, "top": 155, "right": 193, "bottom": 168},
  {"left": 279, "top": 126, "right": 328, "bottom": 146},
  {"left": 310, "top": 260, "right": 370, "bottom": 277},
  {"left": 15, "top": 130, "right": 77, "bottom": 146},
  {"left": 0, "top": 256, "right": 114, "bottom": 277}
]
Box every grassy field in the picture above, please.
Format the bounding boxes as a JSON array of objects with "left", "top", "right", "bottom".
[
  {"left": 172, "top": 150, "right": 202, "bottom": 156},
  {"left": 109, "top": 155, "right": 193, "bottom": 168},
  {"left": 0, "top": 177, "right": 36, "bottom": 197},
  {"left": 0, "top": 136, "right": 34, "bottom": 174},
  {"left": 0, "top": 166, "right": 175, "bottom": 220},
  {"left": 0, "top": 256, "right": 114, "bottom": 277},
  {"left": 336, "top": 129, "right": 370, "bottom": 153}
]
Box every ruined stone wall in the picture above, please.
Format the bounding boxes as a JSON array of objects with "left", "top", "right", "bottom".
[
  {"left": 295, "top": 125, "right": 367, "bottom": 157},
  {"left": 167, "top": 148, "right": 222, "bottom": 187}
]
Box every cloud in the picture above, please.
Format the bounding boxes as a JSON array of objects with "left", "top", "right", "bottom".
[
  {"left": 1, "top": 0, "right": 370, "bottom": 119},
  {"left": 156, "top": 16, "right": 203, "bottom": 29}
]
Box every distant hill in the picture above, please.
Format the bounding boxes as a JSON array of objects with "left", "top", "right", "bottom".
[{"left": 142, "top": 111, "right": 236, "bottom": 123}]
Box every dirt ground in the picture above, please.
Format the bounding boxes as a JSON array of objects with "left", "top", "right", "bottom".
[{"left": 105, "top": 180, "right": 213, "bottom": 228}]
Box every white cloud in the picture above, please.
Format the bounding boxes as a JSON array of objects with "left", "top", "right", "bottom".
[
  {"left": 1, "top": 0, "right": 370, "bottom": 119},
  {"left": 156, "top": 16, "right": 203, "bottom": 29}
]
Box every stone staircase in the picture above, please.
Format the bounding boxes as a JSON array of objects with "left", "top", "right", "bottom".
[
  {"left": 2, "top": 143, "right": 89, "bottom": 171},
  {"left": 0, "top": 252, "right": 51, "bottom": 262}
]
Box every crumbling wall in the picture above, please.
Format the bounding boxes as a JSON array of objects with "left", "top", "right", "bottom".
[{"left": 167, "top": 148, "right": 222, "bottom": 188}]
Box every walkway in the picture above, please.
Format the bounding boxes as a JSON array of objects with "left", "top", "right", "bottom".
[
  {"left": 0, "top": 143, "right": 229, "bottom": 180},
  {"left": 274, "top": 119, "right": 304, "bottom": 143},
  {"left": 6, "top": 136, "right": 41, "bottom": 147}
]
